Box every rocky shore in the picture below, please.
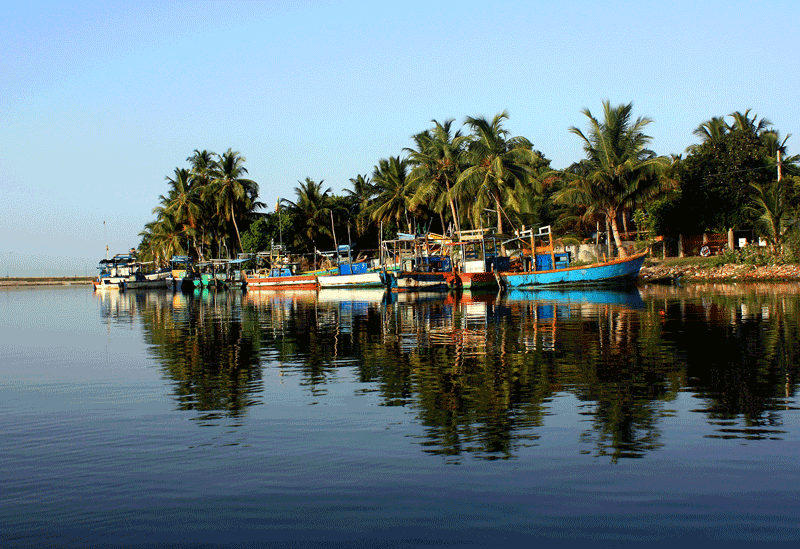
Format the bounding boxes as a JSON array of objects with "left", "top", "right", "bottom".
[{"left": 639, "top": 261, "right": 800, "bottom": 283}]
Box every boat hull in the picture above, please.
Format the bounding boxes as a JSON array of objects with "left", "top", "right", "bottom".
[
  {"left": 124, "top": 279, "right": 167, "bottom": 290},
  {"left": 317, "top": 271, "right": 383, "bottom": 289},
  {"left": 245, "top": 274, "right": 318, "bottom": 289},
  {"left": 497, "top": 252, "right": 646, "bottom": 288},
  {"left": 382, "top": 271, "right": 449, "bottom": 291},
  {"left": 93, "top": 277, "right": 124, "bottom": 290},
  {"left": 455, "top": 272, "right": 499, "bottom": 290}
]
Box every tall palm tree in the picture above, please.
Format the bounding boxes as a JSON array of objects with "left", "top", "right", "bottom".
[
  {"left": 208, "top": 149, "right": 261, "bottom": 255},
  {"left": 149, "top": 167, "right": 202, "bottom": 258},
  {"left": 729, "top": 109, "right": 773, "bottom": 136},
  {"left": 456, "top": 111, "right": 539, "bottom": 236},
  {"left": 147, "top": 212, "right": 187, "bottom": 263},
  {"left": 284, "top": 177, "right": 335, "bottom": 250},
  {"left": 367, "top": 156, "right": 414, "bottom": 233},
  {"left": 692, "top": 116, "right": 730, "bottom": 142},
  {"left": 187, "top": 149, "right": 216, "bottom": 255},
  {"left": 406, "top": 119, "right": 468, "bottom": 237},
  {"left": 343, "top": 174, "right": 375, "bottom": 235},
  {"left": 554, "top": 101, "right": 672, "bottom": 257}
]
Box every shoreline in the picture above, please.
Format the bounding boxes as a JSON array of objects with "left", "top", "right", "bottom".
[
  {"left": 2, "top": 264, "right": 800, "bottom": 288},
  {"left": 639, "top": 262, "right": 800, "bottom": 283},
  {"left": 0, "top": 276, "right": 94, "bottom": 287}
]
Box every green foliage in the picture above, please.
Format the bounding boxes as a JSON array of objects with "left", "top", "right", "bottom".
[
  {"left": 632, "top": 210, "right": 654, "bottom": 241},
  {"left": 712, "top": 245, "right": 790, "bottom": 266},
  {"left": 284, "top": 178, "right": 338, "bottom": 252},
  {"left": 553, "top": 101, "right": 673, "bottom": 256},
  {"left": 676, "top": 110, "right": 792, "bottom": 233},
  {"left": 138, "top": 107, "right": 797, "bottom": 268},
  {"left": 240, "top": 213, "right": 291, "bottom": 254},
  {"left": 456, "top": 111, "right": 541, "bottom": 236},
  {"left": 139, "top": 149, "right": 262, "bottom": 263}
]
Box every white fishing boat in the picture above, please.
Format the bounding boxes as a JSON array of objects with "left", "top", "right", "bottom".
[
  {"left": 316, "top": 247, "right": 381, "bottom": 289},
  {"left": 93, "top": 252, "right": 138, "bottom": 291}
]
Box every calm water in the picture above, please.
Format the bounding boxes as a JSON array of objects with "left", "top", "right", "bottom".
[{"left": 1, "top": 283, "right": 799, "bottom": 547}]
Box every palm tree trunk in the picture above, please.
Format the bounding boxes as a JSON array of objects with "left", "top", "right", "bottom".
[
  {"left": 231, "top": 203, "right": 242, "bottom": 255},
  {"left": 609, "top": 211, "right": 628, "bottom": 258},
  {"left": 495, "top": 195, "right": 506, "bottom": 255},
  {"left": 444, "top": 179, "right": 461, "bottom": 240}
]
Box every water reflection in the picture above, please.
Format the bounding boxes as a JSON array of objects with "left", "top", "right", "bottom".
[
  {"left": 95, "top": 289, "right": 263, "bottom": 424},
  {"left": 94, "top": 283, "right": 800, "bottom": 461}
]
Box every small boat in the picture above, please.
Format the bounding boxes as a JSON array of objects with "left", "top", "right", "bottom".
[
  {"left": 316, "top": 245, "right": 383, "bottom": 289},
  {"left": 93, "top": 252, "right": 138, "bottom": 290},
  {"left": 496, "top": 225, "right": 646, "bottom": 289},
  {"left": 197, "top": 258, "right": 248, "bottom": 290},
  {"left": 380, "top": 233, "right": 453, "bottom": 291},
  {"left": 244, "top": 262, "right": 318, "bottom": 289},
  {"left": 445, "top": 229, "right": 509, "bottom": 291},
  {"left": 165, "top": 256, "right": 197, "bottom": 292},
  {"left": 123, "top": 265, "right": 170, "bottom": 290}
]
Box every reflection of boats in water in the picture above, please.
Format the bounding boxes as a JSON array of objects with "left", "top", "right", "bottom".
[
  {"left": 242, "top": 287, "right": 318, "bottom": 306},
  {"left": 503, "top": 287, "right": 644, "bottom": 308},
  {"left": 316, "top": 288, "right": 386, "bottom": 303}
]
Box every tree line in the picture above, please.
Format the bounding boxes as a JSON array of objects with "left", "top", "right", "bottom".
[{"left": 137, "top": 102, "right": 800, "bottom": 265}]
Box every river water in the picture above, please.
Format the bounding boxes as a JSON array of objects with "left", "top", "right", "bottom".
[{"left": 1, "top": 283, "right": 799, "bottom": 547}]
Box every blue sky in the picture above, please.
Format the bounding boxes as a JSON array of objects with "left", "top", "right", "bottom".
[{"left": 2, "top": 0, "right": 798, "bottom": 276}]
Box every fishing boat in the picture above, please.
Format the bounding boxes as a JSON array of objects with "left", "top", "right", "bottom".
[
  {"left": 197, "top": 258, "right": 248, "bottom": 290},
  {"left": 495, "top": 225, "right": 646, "bottom": 289},
  {"left": 122, "top": 265, "right": 170, "bottom": 290},
  {"left": 380, "top": 233, "right": 453, "bottom": 291},
  {"left": 444, "top": 229, "right": 509, "bottom": 291},
  {"left": 244, "top": 262, "right": 318, "bottom": 289},
  {"left": 316, "top": 245, "right": 383, "bottom": 289},
  {"left": 93, "top": 252, "right": 138, "bottom": 290},
  {"left": 165, "top": 256, "right": 197, "bottom": 292}
]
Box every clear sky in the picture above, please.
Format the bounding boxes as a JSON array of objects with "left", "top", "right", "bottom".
[{"left": 2, "top": 0, "right": 798, "bottom": 276}]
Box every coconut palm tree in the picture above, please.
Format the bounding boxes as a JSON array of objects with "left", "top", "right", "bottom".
[
  {"left": 367, "top": 156, "right": 414, "bottom": 233},
  {"left": 456, "top": 111, "right": 540, "bottom": 236},
  {"left": 283, "top": 177, "right": 336, "bottom": 251},
  {"left": 746, "top": 180, "right": 800, "bottom": 253},
  {"left": 554, "top": 101, "right": 672, "bottom": 258},
  {"left": 147, "top": 212, "right": 188, "bottom": 263},
  {"left": 406, "top": 119, "right": 468, "bottom": 238},
  {"left": 343, "top": 174, "right": 375, "bottom": 236},
  {"left": 208, "top": 149, "right": 261, "bottom": 255}
]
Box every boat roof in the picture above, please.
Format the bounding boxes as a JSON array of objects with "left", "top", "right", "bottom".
[{"left": 98, "top": 253, "right": 137, "bottom": 265}]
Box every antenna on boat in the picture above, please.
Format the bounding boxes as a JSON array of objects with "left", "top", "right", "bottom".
[
  {"left": 276, "top": 197, "right": 283, "bottom": 253},
  {"left": 104, "top": 220, "right": 109, "bottom": 261}
]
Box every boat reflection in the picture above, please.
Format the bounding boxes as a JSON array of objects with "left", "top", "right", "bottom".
[{"left": 96, "top": 282, "right": 800, "bottom": 461}]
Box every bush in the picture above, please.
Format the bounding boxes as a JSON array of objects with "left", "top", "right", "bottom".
[{"left": 714, "top": 246, "right": 789, "bottom": 266}]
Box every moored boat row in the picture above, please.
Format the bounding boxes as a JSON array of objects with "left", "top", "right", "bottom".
[
  {"left": 97, "top": 223, "right": 647, "bottom": 294},
  {"left": 376, "top": 225, "right": 647, "bottom": 292}
]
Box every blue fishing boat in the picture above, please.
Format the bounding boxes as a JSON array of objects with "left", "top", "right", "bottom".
[{"left": 495, "top": 225, "right": 646, "bottom": 289}]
